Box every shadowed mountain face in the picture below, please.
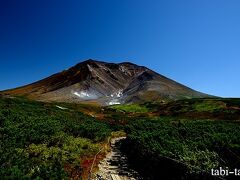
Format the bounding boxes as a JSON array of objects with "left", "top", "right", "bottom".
[{"left": 1, "top": 60, "right": 209, "bottom": 105}]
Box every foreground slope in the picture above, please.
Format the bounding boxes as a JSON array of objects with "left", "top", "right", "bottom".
[
  {"left": 1, "top": 59, "right": 209, "bottom": 105},
  {"left": 0, "top": 96, "right": 113, "bottom": 179},
  {"left": 1, "top": 96, "right": 240, "bottom": 179}
]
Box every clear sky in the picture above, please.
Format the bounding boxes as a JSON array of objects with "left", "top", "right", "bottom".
[{"left": 0, "top": 0, "right": 240, "bottom": 97}]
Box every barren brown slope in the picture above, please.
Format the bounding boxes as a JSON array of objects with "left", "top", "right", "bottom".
[{"left": 1, "top": 59, "right": 210, "bottom": 105}]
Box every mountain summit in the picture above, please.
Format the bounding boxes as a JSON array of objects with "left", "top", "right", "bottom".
[{"left": 1, "top": 59, "right": 209, "bottom": 105}]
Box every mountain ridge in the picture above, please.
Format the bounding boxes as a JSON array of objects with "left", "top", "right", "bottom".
[{"left": 1, "top": 59, "right": 210, "bottom": 105}]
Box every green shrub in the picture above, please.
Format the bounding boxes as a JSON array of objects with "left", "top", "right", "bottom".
[
  {"left": 0, "top": 97, "right": 111, "bottom": 178},
  {"left": 110, "top": 104, "right": 149, "bottom": 113},
  {"left": 124, "top": 117, "right": 240, "bottom": 175}
]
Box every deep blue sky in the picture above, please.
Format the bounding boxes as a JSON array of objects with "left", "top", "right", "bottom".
[{"left": 0, "top": 0, "right": 240, "bottom": 97}]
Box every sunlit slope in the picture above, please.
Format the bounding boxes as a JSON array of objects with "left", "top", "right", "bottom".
[{"left": 1, "top": 60, "right": 210, "bottom": 105}]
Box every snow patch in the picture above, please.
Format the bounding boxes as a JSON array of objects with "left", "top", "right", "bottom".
[
  {"left": 74, "top": 91, "right": 90, "bottom": 98},
  {"left": 73, "top": 90, "right": 99, "bottom": 100},
  {"left": 109, "top": 90, "right": 123, "bottom": 98},
  {"left": 107, "top": 90, "right": 123, "bottom": 105},
  {"left": 108, "top": 101, "right": 121, "bottom": 105},
  {"left": 72, "top": 89, "right": 123, "bottom": 105},
  {"left": 56, "top": 105, "right": 68, "bottom": 110},
  {"left": 116, "top": 91, "right": 123, "bottom": 97}
]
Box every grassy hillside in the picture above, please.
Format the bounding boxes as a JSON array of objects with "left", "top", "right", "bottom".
[
  {"left": 0, "top": 96, "right": 112, "bottom": 179},
  {"left": 109, "top": 104, "right": 149, "bottom": 113},
  {"left": 122, "top": 117, "right": 240, "bottom": 179},
  {"left": 144, "top": 98, "right": 240, "bottom": 120},
  {"left": 1, "top": 96, "right": 240, "bottom": 179}
]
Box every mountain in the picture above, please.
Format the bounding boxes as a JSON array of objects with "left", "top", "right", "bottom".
[{"left": 1, "top": 59, "right": 210, "bottom": 105}]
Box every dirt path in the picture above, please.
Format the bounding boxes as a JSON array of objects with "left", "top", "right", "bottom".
[{"left": 92, "top": 137, "right": 141, "bottom": 180}]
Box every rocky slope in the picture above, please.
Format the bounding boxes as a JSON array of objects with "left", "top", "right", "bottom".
[{"left": 1, "top": 59, "right": 209, "bottom": 105}]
